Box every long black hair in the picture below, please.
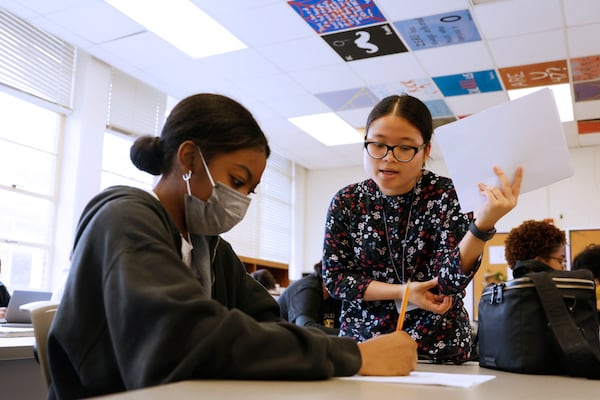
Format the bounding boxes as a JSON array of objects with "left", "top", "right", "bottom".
[
  {"left": 131, "top": 93, "right": 270, "bottom": 176},
  {"left": 365, "top": 94, "right": 433, "bottom": 144}
]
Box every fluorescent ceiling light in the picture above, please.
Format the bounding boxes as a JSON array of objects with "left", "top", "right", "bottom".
[
  {"left": 105, "top": 0, "right": 246, "bottom": 58},
  {"left": 508, "top": 83, "right": 574, "bottom": 122},
  {"left": 289, "top": 113, "right": 363, "bottom": 146}
]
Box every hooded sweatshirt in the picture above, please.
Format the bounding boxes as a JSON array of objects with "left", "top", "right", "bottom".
[{"left": 47, "top": 186, "right": 360, "bottom": 399}]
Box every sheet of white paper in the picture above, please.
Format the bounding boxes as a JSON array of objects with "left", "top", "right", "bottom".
[
  {"left": 435, "top": 88, "right": 574, "bottom": 212},
  {"left": 0, "top": 326, "right": 34, "bottom": 337},
  {"left": 339, "top": 371, "right": 495, "bottom": 388},
  {"left": 487, "top": 245, "right": 506, "bottom": 265}
]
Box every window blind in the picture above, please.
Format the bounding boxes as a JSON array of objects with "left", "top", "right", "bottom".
[
  {"left": 223, "top": 152, "right": 293, "bottom": 264},
  {"left": 106, "top": 68, "right": 167, "bottom": 137},
  {"left": 0, "top": 9, "right": 75, "bottom": 111}
]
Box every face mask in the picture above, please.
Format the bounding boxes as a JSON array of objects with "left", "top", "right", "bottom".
[{"left": 183, "top": 147, "right": 251, "bottom": 235}]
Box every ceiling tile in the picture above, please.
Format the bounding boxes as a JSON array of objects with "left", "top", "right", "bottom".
[
  {"left": 377, "top": 0, "right": 471, "bottom": 20},
  {"left": 288, "top": 64, "right": 365, "bottom": 93},
  {"left": 215, "top": 2, "right": 313, "bottom": 48},
  {"left": 44, "top": 2, "right": 143, "bottom": 44},
  {"left": 444, "top": 91, "right": 509, "bottom": 116},
  {"left": 567, "top": 24, "right": 600, "bottom": 58},
  {"left": 233, "top": 73, "right": 310, "bottom": 102},
  {"left": 416, "top": 41, "right": 494, "bottom": 76},
  {"left": 348, "top": 53, "right": 427, "bottom": 85},
  {"left": 263, "top": 94, "right": 329, "bottom": 118},
  {"left": 257, "top": 36, "right": 342, "bottom": 72},
  {"left": 563, "top": 0, "right": 600, "bottom": 26},
  {"left": 473, "top": 0, "right": 563, "bottom": 39},
  {"left": 488, "top": 30, "right": 567, "bottom": 67}
]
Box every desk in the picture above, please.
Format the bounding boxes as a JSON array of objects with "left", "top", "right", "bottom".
[
  {"left": 94, "top": 362, "right": 597, "bottom": 400},
  {"left": 0, "top": 336, "right": 47, "bottom": 398}
]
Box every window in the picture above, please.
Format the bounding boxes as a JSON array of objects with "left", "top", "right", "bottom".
[
  {"left": 101, "top": 69, "right": 167, "bottom": 191},
  {"left": 101, "top": 131, "right": 155, "bottom": 191},
  {"left": 222, "top": 152, "right": 293, "bottom": 264},
  {"left": 0, "top": 91, "right": 62, "bottom": 291}
]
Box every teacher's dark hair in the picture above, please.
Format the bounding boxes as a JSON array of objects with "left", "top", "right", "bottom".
[
  {"left": 365, "top": 94, "right": 433, "bottom": 144},
  {"left": 131, "top": 93, "right": 270, "bottom": 176}
]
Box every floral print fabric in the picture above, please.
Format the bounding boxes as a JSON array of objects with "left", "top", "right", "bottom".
[{"left": 323, "top": 170, "right": 478, "bottom": 363}]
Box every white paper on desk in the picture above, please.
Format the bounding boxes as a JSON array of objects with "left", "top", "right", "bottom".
[
  {"left": 340, "top": 371, "right": 495, "bottom": 388},
  {"left": 0, "top": 326, "right": 34, "bottom": 337},
  {"left": 435, "top": 87, "right": 574, "bottom": 213}
]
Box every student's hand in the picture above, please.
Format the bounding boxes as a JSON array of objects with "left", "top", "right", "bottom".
[
  {"left": 406, "top": 278, "right": 453, "bottom": 315},
  {"left": 357, "top": 330, "right": 417, "bottom": 376},
  {"left": 475, "top": 165, "right": 523, "bottom": 230},
  {"left": 0, "top": 307, "right": 6, "bottom": 319}
]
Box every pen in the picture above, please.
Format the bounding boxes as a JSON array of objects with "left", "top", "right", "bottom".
[{"left": 397, "top": 281, "right": 410, "bottom": 332}]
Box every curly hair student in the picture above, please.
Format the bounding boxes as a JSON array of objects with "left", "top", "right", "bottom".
[{"left": 504, "top": 219, "right": 567, "bottom": 277}]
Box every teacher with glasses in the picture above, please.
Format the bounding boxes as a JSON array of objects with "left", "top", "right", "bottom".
[{"left": 322, "top": 94, "right": 522, "bottom": 364}]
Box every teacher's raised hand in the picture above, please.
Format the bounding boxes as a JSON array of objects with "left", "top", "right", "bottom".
[{"left": 475, "top": 165, "right": 523, "bottom": 231}]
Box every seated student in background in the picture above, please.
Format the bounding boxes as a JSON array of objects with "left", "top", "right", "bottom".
[
  {"left": 572, "top": 243, "right": 600, "bottom": 312},
  {"left": 250, "top": 268, "right": 277, "bottom": 292},
  {"left": 322, "top": 94, "right": 522, "bottom": 364},
  {"left": 277, "top": 261, "right": 342, "bottom": 335},
  {"left": 504, "top": 219, "right": 567, "bottom": 278},
  {"left": 47, "top": 93, "right": 418, "bottom": 400},
  {"left": 0, "top": 259, "right": 10, "bottom": 319}
]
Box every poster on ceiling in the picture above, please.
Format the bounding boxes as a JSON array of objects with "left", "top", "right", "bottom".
[
  {"left": 393, "top": 9, "right": 481, "bottom": 51},
  {"left": 287, "top": 0, "right": 386, "bottom": 34},
  {"left": 498, "top": 60, "right": 569, "bottom": 90},
  {"left": 433, "top": 70, "right": 502, "bottom": 97},
  {"left": 321, "top": 23, "right": 408, "bottom": 61}
]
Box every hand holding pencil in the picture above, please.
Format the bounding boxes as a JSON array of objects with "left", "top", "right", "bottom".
[
  {"left": 399, "top": 278, "right": 453, "bottom": 315},
  {"left": 397, "top": 281, "right": 411, "bottom": 332}
]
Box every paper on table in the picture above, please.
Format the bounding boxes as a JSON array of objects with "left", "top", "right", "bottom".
[
  {"left": 340, "top": 371, "right": 495, "bottom": 388},
  {"left": 0, "top": 326, "right": 34, "bottom": 338},
  {"left": 435, "top": 87, "right": 574, "bottom": 213}
]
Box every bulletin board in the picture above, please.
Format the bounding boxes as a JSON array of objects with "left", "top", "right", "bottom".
[
  {"left": 569, "top": 229, "right": 600, "bottom": 263},
  {"left": 472, "top": 232, "right": 509, "bottom": 320}
]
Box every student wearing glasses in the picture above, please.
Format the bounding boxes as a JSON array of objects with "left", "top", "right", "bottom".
[
  {"left": 322, "top": 94, "right": 522, "bottom": 364},
  {"left": 47, "top": 93, "right": 418, "bottom": 399},
  {"left": 504, "top": 219, "right": 567, "bottom": 278}
]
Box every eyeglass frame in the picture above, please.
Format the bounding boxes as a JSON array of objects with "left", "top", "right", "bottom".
[
  {"left": 547, "top": 256, "right": 567, "bottom": 266},
  {"left": 364, "top": 141, "right": 427, "bottom": 163}
]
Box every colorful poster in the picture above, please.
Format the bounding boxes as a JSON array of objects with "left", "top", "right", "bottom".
[
  {"left": 570, "top": 55, "right": 600, "bottom": 82},
  {"left": 322, "top": 23, "right": 408, "bottom": 61},
  {"left": 369, "top": 78, "right": 441, "bottom": 101},
  {"left": 287, "top": 0, "right": 386, "bottom": 34},
  {"left": 573, "top": 81, "right": 600, "bottom": 102},
  {"left": 498, "top": 60, "right": 569, "bottom": 89},
  {"left": 316, "top": 87, "right": 378, "bottom": 111},
  {"left": 424, "top": 99, "right": 453, "bottom": 118},
  {"left": 577, "top": 119, "right": 600, "bottom": 134},
  {"left": 433, "top": 70, "right": 502, "bottom": 97},
  {"left": 393, "top": 9, "right": 481, "bottom": 51}
]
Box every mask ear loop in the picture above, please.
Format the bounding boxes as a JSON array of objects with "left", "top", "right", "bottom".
[
  {"left": 182, "top": 171, "right": 193, "bottom": 195},
  {"left": 181, "top": 170, "right": 194, "bottom": 244},
  {"left": 197, "top": 147, "right": 216, "bottom": 187}
]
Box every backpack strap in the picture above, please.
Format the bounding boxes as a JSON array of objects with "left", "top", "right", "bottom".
[{"left": 528, "top": 272, "right": 600, "bottom": 379}]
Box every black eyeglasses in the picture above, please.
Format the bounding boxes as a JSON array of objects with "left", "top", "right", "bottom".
[{"left": 364, "top": 141, "right": 426, "bottom": 163}]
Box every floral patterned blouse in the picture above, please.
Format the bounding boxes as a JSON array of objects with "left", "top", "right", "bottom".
[{"left": 322, "top": 170, "right": 478, "bottom": 363}]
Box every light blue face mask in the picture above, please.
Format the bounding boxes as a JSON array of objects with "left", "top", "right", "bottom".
[{"left": 182, "top": 147, "right": 251, "bottom": 235}]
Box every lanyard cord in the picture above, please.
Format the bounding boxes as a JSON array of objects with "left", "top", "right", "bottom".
[{"left": 381, "top": 185, "right": 416, "bottom": 285}]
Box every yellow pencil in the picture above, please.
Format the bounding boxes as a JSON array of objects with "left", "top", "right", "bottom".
[{"left": 397, "top": 282, "right": 410, "bottom": 331}]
